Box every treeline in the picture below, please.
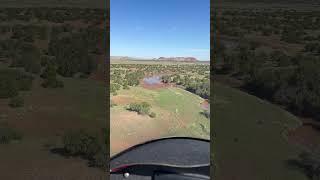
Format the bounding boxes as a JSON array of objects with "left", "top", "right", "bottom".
[
  {"left": 215, "top": 41, "right": 320, "bottom": 121},
  {"left": 0, "top": 7, "right": 105, "bottom": 88},
  {"left": 0, "top": 69, "right": 33, "bottom": 107},
  {"left": 162, "top": 74, "right": 210, "bottom": 100},
  {"left": 48, "top": 31, "right": 99, "bottom": 77},
  {"left": 218, "top": 9, "right": 320, "bottom": 44},
  {"left": 110, "top": 63, "right": 210, "bottom": 96},
  {"left": 110, "top": 70, "right": 144, "bottom": 95},
  {"left": 111, "top": 64, "right": 209, "bottom": 78},
  {"left": 0, "top": 8, "right": 105, "bottom": 23}
]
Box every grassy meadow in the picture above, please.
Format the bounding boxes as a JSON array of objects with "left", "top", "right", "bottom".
[
  {"left": 213, "top": 82, "right": 307, "bottom": 180},
  {"left": 110, "top": 61, "right": 210, "bottom": 156}
]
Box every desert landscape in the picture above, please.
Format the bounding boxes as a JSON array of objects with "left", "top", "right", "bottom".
[{"left": 110, "top": 58, "right": 210, "bottom": 155}]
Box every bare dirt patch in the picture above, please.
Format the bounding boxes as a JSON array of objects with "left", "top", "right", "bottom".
[
  {"left": 89, "top": 71, "right": 105, "bottom": 82},
  {"left": 0, "top": 141, "right": 105, "bottom": 180},
  {"left": 111, "top": 95, "right": 135, "bottom": 105},
  {"left": 200, "top": 100, "right": 209, "bottom": 110},
  {"left": 1, "top": 77, "right": 104, "bottom": 137},
  {"left": 287, "top": 124, "right": 320, "bottom": 152},
  {"left": 110, "top": 110, "right": 172, "bottom": 156},
  {"left": 217, "top": 156, "right": 260, "bottom": 180}
]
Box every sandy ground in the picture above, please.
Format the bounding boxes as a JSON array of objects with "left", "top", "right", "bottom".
[{"left": 110, "top": 110, "right": 170, "bottom": 156}]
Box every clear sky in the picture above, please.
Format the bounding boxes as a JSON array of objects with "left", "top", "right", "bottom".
[{"left": 110, "top": 0, "right": 210, "bottom": 61}]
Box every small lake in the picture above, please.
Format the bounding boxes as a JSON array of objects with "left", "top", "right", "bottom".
[{"left": 143, "top": 76, "right": 162, "bottom": 85}]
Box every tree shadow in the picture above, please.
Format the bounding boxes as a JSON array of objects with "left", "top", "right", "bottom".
[
  {"left": 50, "top": 147, "right": 71, "bottom": 158},
  {"left": 285, "top": 152, "right": 320, "bottom": 180},
  {"left": 199, "top": 111, "right": 210, "bottom": 119}
]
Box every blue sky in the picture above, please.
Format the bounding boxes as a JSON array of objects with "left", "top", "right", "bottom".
[{"left": 110, "top": 0, "right": 210, "bottom": 61}]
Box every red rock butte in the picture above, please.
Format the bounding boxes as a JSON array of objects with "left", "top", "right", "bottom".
[{"left": 157, "top": 57, "right": 199, "bottom": 62}]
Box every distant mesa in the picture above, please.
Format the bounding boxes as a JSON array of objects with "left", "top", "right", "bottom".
[
  {"left": 110, "top": 56, "right": 199, "bottom": 62},
  {"left": 110, "top": 56, "right": 130, "bottom": 60},
  {"left": 157, "top": 57, "right": 199, "bottom": 62}
]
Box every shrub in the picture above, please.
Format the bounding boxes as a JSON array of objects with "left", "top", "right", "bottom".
[
  {"left": 89, "top": 147, "right": 107, "bottom": 168},
  {"left": 9, "top": 96, "right": 24, "bottom": 108},
  {"left": 127, "top": 102, "right": 151, "bottom": 115},
  {"left": 0, "top": 127, "right": 22, "bottom": 144},
  {"left": 0, "top": 79, "right": 18, "bottom": 98},
  {"left": 62, "top": 130, "right": 101, "bottom": 159},
  {"left": 79, "top": 73, "right": 89, "bottom": 79},
  {"left": 200, "top": 110, "right": 210, "bottom": 119},
  {"left": 123, "top": 84, "right": 129, "bottom": 90},
  {"left": 61, "top": 129, "right": 107, "bottom": 169},
  {"left": 149, "top": 112, "right": 156, "bottom": 118},
  {"left": 0, "top": 69, "right": 33, "bottom": 98},
  {"left": 41, "top": 78, "right": 64, "bottom": 88},
  {"left": 110, "top": 101, "right": 117, "bottom": 107}
]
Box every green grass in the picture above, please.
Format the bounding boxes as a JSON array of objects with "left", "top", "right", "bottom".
[
  {"left": 213, "top": 82, "right": 307, "bottom": 180},
  {"left": 112, "top": 86, "right": 210, "bottom": 139},
  {"left": 156, "top": 88, "right": 210, "bottom": 138}
]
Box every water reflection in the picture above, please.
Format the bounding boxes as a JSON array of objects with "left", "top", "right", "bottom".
[{"left": 143, "top": 76, "right": 162, "bottom": 85}]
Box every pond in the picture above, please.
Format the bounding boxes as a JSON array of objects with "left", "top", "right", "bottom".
[{"left": 143, "top": 76, "right": 162, "bottom": 85}]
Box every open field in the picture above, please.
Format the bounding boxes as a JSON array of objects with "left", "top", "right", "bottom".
[
  {"left": 110, "top": 61, "right": 210, "bottom": 156},
  {"left": 0, "top": 77, "right": 106, "bottom": 179},
  {"left": 110, "top": 86, "right": 209, "bottom": 155},
  {"left": 0, "top": 7, "right": 106, "bottom": 179},
  {"left": 1, "top": 77, "right": 105, "bottom": 136},
  {"left": 213, "top": 82, "right": 307, "bottom": 180}
]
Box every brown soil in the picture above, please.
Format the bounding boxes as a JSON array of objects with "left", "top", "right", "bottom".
[
  {"left": 0, "top": 141, "right": 105, "bottom": 180},
  {"left": 287, "top": 122, "right": 320, "bottom": 151},
  {"left": 217, "top": 156, "right": 260, "bottom": 180},
  {"left": 200, "top": 100, "right": 210, "bottom": 110},
  {"left": 1, "top": 79, "right": 100, "bottom": 137},
  {"left": 0, "top": 78, "right": 105, "bottom": 179},
  {"left": 89, "top": 71, "right": 105, "bottom": 82},
  {"left": 111, "top": 95, "right": 135, "bottom": 105},
  {"left": 110, "top": 111, "right": 164, "bottom": 155},
  {"left": 110, "top": 110, "right": 173, "bottom": 156}
]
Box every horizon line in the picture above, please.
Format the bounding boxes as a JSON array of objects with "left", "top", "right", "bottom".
[{"left": 110, "top": 55, "right": 210, "bottom": 61}]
